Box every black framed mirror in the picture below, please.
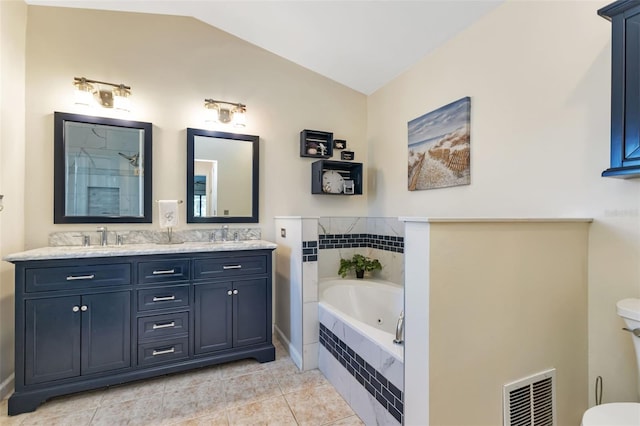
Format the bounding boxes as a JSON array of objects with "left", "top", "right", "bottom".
[
  {"left": 54, "top": 112, "right": 152, "bottom": 223},
  {"left": 187, "top": 128, "right": 259, "bottom": 223}
]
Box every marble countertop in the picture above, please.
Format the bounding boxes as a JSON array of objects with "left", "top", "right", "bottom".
[{"left": 4, "top": 240, "right": 277, "bottom": 262}]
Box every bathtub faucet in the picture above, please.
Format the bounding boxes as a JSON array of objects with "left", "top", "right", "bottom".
[{"left": 393, "top": 310, "right": 404, "bottom": 345}]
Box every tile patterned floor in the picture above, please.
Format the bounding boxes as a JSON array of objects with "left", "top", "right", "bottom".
[{"left": 0, "top": 339, "right": 364, "bottom": 426}]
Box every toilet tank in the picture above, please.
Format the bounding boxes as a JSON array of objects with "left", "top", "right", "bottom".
[{"left": 617, "top": 298, "right": 640, "bottom": 398}]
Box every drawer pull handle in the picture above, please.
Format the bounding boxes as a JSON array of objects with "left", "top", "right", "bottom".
[
  {"left": 152, "top": 295, "right": 176, "bottom": 302},
  {"left": 152, "top": 269, "right": 176, "bottom": 275},
  {"left": 233, "top": 289, "right": 238, "bottom": 295},
  {"left": 81, "top": 305, "right": 88, "bottom": 312},
  {"left": 66, "top": 274, "right": 95, "bottom": 281},
  {"left": 227, "top": 290, "right": 233, "bottom": 296},
  {"left": 223, "top": 265, "right": 242, "bottom": 270},
  {"left": 152, "top": 347, "right": 175, "bottom": 356},
  {"left": 152, "top": 321, "right": 175, "bottom": 330},
  {"left": 72, "top": 306, "right": 80, "bottom": 312}
]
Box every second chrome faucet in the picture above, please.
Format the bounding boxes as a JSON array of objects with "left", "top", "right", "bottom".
[
  {"left": 209, "top": 225, "right": 240, "bottom": 243},
  {"left": 96, "top": 226, "right": 108, "bottom": 246}
]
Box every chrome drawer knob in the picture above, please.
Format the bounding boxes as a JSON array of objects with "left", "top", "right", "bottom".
[
  {"left": 233, "top": 289, "right": 238, "bottom": 295},
  {"left": 80, "top": 305, "right": 88, "bottom": 312},
  {"left": 227, "top": 290, "right": 233, "bottom": 296},
  {"left": 72, "top": 306, "right": 80, "bottom": 312}
]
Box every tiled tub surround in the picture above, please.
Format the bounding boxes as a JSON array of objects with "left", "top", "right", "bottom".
[
  {"left": 317, "top": 217, "right": 404, "bottom": 284},
  {"left": 318, "top": 233, "right": 404, "bottom": 253},
  {"left": 49, "top": 227, "right": 262, "bottom": 247},
  {"left": 274, "top": 217, "right": 321, "bottom": 372},
  {"left": 320, "top": 324, "right": 404, "bottom": 423},
  {"left": 302, "top": 241, "right": 318, "bottom": 262},
  {"left": 319, "top": 304, "right": 404, "bottom": 425}
]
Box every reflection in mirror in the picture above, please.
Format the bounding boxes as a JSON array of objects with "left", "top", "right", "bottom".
[
  {"left": 54, "top": 112, "right": 152, "bottom": 223},
  {"left": 187, "top": 128, "right": 258, "bottom": 223}
]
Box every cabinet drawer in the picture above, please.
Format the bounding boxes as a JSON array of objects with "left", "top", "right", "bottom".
[
  {"left": 26, "top": 263, "right": 131, "bottom": 293},
  {"left": 137, "top": 312, "right": 189, "bottom": 341},
  {"left": 138, "top": 259, "right": 190, "bottom": 284},
  {"left": 138, "top": 337, "right": 189, "bottom": 366},
  {"left": 193, "top": 255, "right": 267, "bottom": 280},
  {"left": 137, "top": 285, "right": 189, "bottom": 312}
]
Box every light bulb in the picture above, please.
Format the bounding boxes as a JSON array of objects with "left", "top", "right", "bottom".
[
  {"left": 233, "top": 108, "right": 246, "bottom": 127},
  {"left": 205, "top": 103, "right": 220, "bottom": 123},
  {"left": 73, "top": 79, "right": 94, "bottom": 106},
  {"left": 113, "top": 85, "right": 131, "bottom": 111}
]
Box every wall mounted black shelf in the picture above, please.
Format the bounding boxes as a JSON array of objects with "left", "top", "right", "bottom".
[
  {"left": 300, "top": 129, "right": 333, "bottom": 158},
  {"left": 311, "top": 160, "right": 363, "bottom": 195}
]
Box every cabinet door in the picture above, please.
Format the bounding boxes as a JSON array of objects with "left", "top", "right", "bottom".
[
  {"left": 624, "top": 10, "right": 640, "bottom": 165},
  {"left": 25, "top": 296, "right": 81, "bottom": 385},
  {"left": 81, "top": 292, "right": 131, "bottom": 375},
  {"left": 233, "top": 278, "right": 267, "bottom": 347},
  {"left": 194, "top": 282, "right": 232, "bottom": 354}
]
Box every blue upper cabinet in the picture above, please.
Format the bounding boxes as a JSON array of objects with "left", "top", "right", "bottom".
[{"left": 600, "top": 0, "right": 640, "bottom": 178}]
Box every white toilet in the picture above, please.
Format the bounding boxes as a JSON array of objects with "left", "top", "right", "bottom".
[{"left": 582, "top": 298, "right": 640, "bottom": 426}]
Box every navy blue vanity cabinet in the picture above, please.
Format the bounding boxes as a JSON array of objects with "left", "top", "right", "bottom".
[
  {"left": 194, "top": 278, "right": 268, "bottom": 354},
  {"left": 600, "top": 0, "right": 640, "bottom": 177},
  {"left": 9, "top": 248, "right": 275, "bottom": 416},
  {"left": 25, "top": 291, "right": 131, "bottom": 385},
  {"left": 9, "top": 258, "right": 133, "bottom": 415},
  {"left": 193, "top": 253, "right": 270, "bottom": 354},
  {"left": 135, "top": 258, "right": 192, "bottom": 367},
  {"left": 22, "top": 262, "right": 132, "bottom": 386}
]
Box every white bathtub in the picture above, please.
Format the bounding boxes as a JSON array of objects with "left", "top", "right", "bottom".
[
  {"left": 319, "top": 278, "right": 405, "bottom": 424},
  {"left": 319, "top": 278, "right": 404, "bottom": 361}
]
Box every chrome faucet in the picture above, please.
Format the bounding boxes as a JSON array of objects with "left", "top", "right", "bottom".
[
  {"left": 221, "top": 225, "right": 229, "bottom": 242},
  {"left": 393, "top": 310, "right": 404, "bottom": 345},
  {"left": 96, "top": 226, "right": 108, "bottom": 246}
]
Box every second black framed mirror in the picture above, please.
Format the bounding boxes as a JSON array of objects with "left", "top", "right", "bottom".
[{"left": 186, "top": 128, "right": 259, "bottom": 223}]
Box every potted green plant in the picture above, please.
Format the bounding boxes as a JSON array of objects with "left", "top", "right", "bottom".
[{"left": 338, "top": 253, "right": 382, "bottom": 279}]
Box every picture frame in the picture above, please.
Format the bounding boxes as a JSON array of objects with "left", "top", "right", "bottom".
[{"left": 408, "top": 96, "right": 471, "bottom": 191}]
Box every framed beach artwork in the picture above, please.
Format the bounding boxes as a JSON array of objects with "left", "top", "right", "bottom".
[{"left": 408, "top": 96, "right": 471, "bottom": 191}]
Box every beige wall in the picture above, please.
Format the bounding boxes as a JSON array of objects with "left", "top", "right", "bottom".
[
  {"left": 23, "top": 6, "right": 368, "bottom": 250},
  {"left": 368, "top": 0, "right": 640, "bottom": 407},
  {"left": 0, "top": 0, "right": 27, "bottom": 398},
  {"left": 429, "top": 221, "right": 589, "bottom": 425}
]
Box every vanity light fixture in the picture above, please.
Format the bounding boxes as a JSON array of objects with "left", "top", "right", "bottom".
[
  {"left": 73, "top": 77, "right": 132, "bottom": 111},
  {"left": 204, "top": 99, "right": 247, "bottom": 127}
]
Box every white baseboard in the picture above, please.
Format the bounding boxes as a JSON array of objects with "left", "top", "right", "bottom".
[
  {"left": 0, "top": 373, "right": 14, "bottom": 400},
  {"left": 274, "top": 325, "right": 302, "bottom": 370}
]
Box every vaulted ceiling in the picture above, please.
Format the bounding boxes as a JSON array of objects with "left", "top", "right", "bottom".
[{"left": 26, "top": 0, "right": 503, "bottom": 94}]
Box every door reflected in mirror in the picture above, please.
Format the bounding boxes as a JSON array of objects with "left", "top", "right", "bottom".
[
  {"left": 187, "top": 128, "right": 259, "bottom": 223},
  {"left": 54, "top": 112, "right": 152, "bottom": 223}
]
